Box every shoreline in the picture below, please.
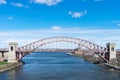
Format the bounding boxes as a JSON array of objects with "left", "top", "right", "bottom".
[
  {"left": 72, "top": 53, "right": 120, "bottom": 71},
  {"left": 0, "top": 61, "right": 24, "bottom": 73}
]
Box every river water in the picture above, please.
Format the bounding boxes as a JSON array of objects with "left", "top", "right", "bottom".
[{"left": 0, "top": 52, "right": 120, "bottom": 80}]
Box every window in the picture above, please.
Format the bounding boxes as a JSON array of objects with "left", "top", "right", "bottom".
[
  {"left": 111, "top": 47, "right": 114, "bottom": 52},
  {"left": 11, "top": 46, "right": 13, "bottom": 51}
]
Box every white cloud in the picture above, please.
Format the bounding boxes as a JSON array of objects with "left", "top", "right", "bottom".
[
  {"left": 51, "top": 25, "right": 62, "bottom": 30},
  {"left": 0, "top": 28, "right": 120, "bottom": 49},
  {"left": 11, "top": 3, "right": 29, "bottom": 8},
  {"left": 72, "top": 12, "right": 81, "bottom": 18},
  {"left": 0, "top": 0, "right": 6, "bottom": 5},
  {"left": 31, "top": 0, "right": 62, "bottom": 6},
  {"left": 69, "top": 10, "right": 87, "bottom": 18},
  {"left": 8, "top": 17, "right": 13, "bottom": 20},
  {"left": 11, "top": 3, "right": 23, "bottom": 7}
]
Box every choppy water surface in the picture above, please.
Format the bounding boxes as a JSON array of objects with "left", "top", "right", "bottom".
[{"left": 0, "top": 52, "right": 120, "bottom": 80}]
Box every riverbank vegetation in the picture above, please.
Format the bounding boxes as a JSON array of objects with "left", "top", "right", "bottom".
[
  {"left": 0, "top": 61, "right": 8, "bottom": 65},
  {"left": 117, "top": 51, "right": 120, "bottom": 66},
  {"left": 0, "top": 62, "right": 23, "bottom": 72}
]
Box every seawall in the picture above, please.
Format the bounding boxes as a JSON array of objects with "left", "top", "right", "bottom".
[{"left": 0, "top": 62, "right": 24, "bottom": 73}]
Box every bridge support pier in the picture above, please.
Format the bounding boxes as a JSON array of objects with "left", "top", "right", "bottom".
[
  {"left": 8, "top": 42, "right": 18, "bottom": 63},
  {"left": 106, "top": 42, "right": 117, "bottom": 64},
  {"left": 0, "top": 53, "right": 3, "bottom": 61}
]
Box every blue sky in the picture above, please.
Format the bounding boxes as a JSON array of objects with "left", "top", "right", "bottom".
[{"left": 0, "top": 0, "right": 120, "bottom": 48}]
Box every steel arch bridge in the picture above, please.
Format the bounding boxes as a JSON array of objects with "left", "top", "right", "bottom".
[{"left": 16, "top": 36, "right": 107, "bottom": 62}]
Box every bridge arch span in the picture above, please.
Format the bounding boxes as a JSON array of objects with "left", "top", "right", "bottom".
[{"left": 18, "top": 36, "right": 106, "bottom": 53}]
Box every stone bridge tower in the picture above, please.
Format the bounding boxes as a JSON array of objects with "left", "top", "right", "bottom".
[
  {"left": 106, "top": 42, "right": 117, "bottom": 64},
  {"left": 8, "top": 42, "right": 18, "bottom": 62}
]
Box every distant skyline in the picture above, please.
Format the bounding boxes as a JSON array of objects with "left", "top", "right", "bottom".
[{"left": 0, "top": 0, "right": 120, "bottom": 48}]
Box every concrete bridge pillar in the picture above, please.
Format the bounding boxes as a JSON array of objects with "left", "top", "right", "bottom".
[
  {"left": 0, "top": 52, "right": 3, "bottom": 61},
  {"left": 106, "top": 42, "right": 117, "bottom": 64},
  {"left": 8, "top": 42, "right": 18, "bottom": 63}
]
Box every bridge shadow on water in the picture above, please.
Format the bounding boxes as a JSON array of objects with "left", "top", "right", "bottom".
[{"left": 0, "top": 52, "right": 120, "bottom": 80}]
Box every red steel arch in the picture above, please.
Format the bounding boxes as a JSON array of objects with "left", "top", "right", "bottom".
[
  {"left": 18, "top": 36, "right": 106, "bottom": 53},
  {"left": 16, "top": 36, "right": 108, "bottom": 62}
]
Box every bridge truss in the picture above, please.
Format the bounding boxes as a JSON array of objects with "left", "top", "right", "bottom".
[{"left": 16, "top": 36, "right": 107, "bottom": 62}]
